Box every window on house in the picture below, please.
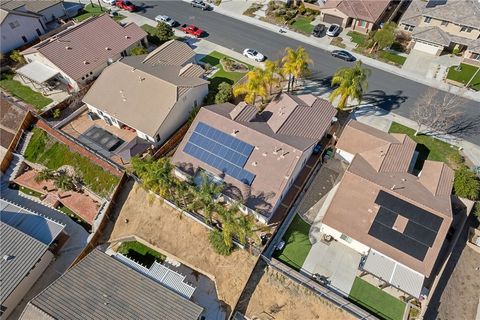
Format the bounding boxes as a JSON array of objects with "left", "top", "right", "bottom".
[
  {"left": 21, "top": 35, "right": 28, "bottom": 43},
  {"left": 340, "top": 233, "right": 353, "bottom": 243},
  {"left": 36, "top": 28, "right": 42, "bottom": 36},
  {"left": 472, "top": 53, "right": 480, "bottom": 61},
  {"left": 460, "top": 26, "right": 473, "bottom": 32},
  {"left": 358, "top": 20, "right": 367, "bottom": 27},
  {"left": 441, "top": 20, "right": 448, "bottom": 26},
  {"left": 155, "top": 134, "right": 161, "bottom": 142},
  {"left": 0, "top": 305, "right": 7, "bottom": 316},
  {"left": 424, "top": 16, "right": 432, "bottom": 23},
  {"left": 404, "top": 24, "right": 415, "bottom": 32},
  {"left": 9, "top": 20, "right": 20, "bottom": 29}
]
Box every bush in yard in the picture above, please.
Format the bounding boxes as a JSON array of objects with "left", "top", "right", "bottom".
[
  {"left": 130, "top": 46, "right": 147, "bottom": 56},
  {"left": 209, "top": 229, "right": 233, "bottom": 256},
  {"left": 52, "top": 108, "right": 61, "bottom": 119},
  {"left": 473, "top": 202, "right": 480, "bottom": 222},
  {"left": 215, "top": 82, "right": 233, "bottom": 104},
  {"left": 10, "top": 50, "right": 26, "bottom": 66},
  {"left": 297, "top": 3, "right": 306, "bottom": 14},
  {"left": 156, "top": 22, "right": 174, "bottom": 42},
  {"left": 454, "top": 165, "right": 480, "bottom": 200}
]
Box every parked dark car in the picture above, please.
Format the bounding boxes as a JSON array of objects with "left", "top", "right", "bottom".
[
  {"left": 331, "top": 50, "right": 356, "bottom": 61},
  {"left": 312, "top": 24, "right": 325, "bottom": 37},
  {"left": 191, "top": 0, "right": 210, "bottom": 10}
]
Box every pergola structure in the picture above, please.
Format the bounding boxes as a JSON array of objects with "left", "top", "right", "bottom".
[{"left": 16, "top": 61, "right": 60, "bottom": 94}]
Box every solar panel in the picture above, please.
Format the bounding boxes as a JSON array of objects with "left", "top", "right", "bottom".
[{"left": 183, "top": 122, "right": 256, "bottom": 185}]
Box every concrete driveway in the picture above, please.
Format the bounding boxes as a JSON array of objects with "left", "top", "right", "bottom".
[{"left": 403, "top": 50, "right": 462, "bottom": 80}]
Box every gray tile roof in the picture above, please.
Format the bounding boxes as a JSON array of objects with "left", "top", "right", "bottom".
[
  {"left": 0, "top": 222, "right": 49, "bottom": 303},
  {"left": 25, "top": 250, "right": 203, "bottom": 320},
  {"left": 143, "top": 39, "right": 196, "bottom": 66},
  {"left": 423, "top": 0, "right": 480, "bottom": 29},
  {"left": 1, "top": 1, "right": 61, "bottom": 14},
  {"left": 413, "top": 26, "right": 451, "bottom": 46}
]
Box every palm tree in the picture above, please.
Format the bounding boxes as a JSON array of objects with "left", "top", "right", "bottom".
[
  {"left": 142, "top": 157, "right": 176, "bottom": 199},
  {"left": 188, "top": 172, "right": 224, "bottom": 224},
  {"left": 329, "top": 60, "right": 371, "bottom": 110},
  {"left": 35, "top": 168, "right": 55, "bottom": 183},
  {"left": 281, "top": 47, "right": 312, "bottom": 92},
  {"left": 217, "top": 203, "right": 240, "bottom": 248},
  {"left": 263, "top": 60, "right": 283, "bottom": 97},
  {"left": 235, "top": 214, "right": 255, "bottom": 245},
  {"left": 54, "top": 171, "right": 75, "bottom": 191},
  {"left": 233, "top": 68, "right": 268, "bottom": 106}
]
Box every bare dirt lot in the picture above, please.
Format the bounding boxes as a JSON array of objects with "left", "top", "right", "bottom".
[
  {"left": 108, "top": 180, "right": 257, "bottom": 315},
  {"left": 243, "top": 261, "right": 355, "bottom": 320}
]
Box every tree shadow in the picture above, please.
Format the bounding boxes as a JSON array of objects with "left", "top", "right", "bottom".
[
  {"left": 362, "top": 89, "right": 408, "bottom": 111},
  {"left": 233, "top": 259, "right": 268, "bottom": 316},
  {"left": 443, "top": 114, "right": 480, "bottom": 138}
]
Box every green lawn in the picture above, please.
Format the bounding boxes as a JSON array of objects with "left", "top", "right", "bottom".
[
  {"left": 74, "top": 4, "right": 125, "bottom": 22},
  {"left": 447, "top": 63, "right": 480, "bottom": 91},
  {"left": 347, "top": 31, "right": 367, "bottom": 46},
  {"left": 24, "top": 128, "right": 119, "bottom": 197},
  {"left": 57, "top": 204, "right": 91, "bottom": 231},
  {"left": 389, "top": 122, "right": 460, "bottom": 168},
  {"left": 118, "top": 241, "right": 166, "bottom": 267},
  {"left": 201, "top": 51, "right": 253, "bottom": 89},
  {"left": 0, "top": 73, "right": 52, "bottom": 110},
  {"left": 349, "top": 277, "right": 406, "bottom": 320},
  {"left": 378, "top": 51, "right": 407, "bottom": 66},
  {"left": 19, "top": 185, "right": 43, "bottom": 198},
  {"left": 291, "top": 17, "right": 314, "bottom": 34},
  {"left": 273, "top": 214, "right": 312, "bottom": 271}
]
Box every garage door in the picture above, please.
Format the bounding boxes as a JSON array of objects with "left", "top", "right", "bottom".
[
  {"left": 323, "top": 14, "right": 343, "bottom": 26},
  {"left": 413, "top": 41, "right": 440, "bottom": 55}
]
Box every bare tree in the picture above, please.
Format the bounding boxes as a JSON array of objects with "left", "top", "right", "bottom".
[{"left": 411, "top": 88, "right": 462, "bottom": 136}]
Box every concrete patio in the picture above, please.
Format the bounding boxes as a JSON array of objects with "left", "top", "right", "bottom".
[{"left": 14, "top": 74, "right": 70, "bottom": 103}]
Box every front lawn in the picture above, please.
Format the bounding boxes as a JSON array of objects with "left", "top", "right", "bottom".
[
  {"left": 118, "top": 241, "right": 166, "bottom": 267},
  {"left": 388, "top": 122, "right": 461, "bottom": 168},
  {"left": 273, "top": 214, "right": 312, "bottom": 271},
  {"left": 0, "top": 73, "right": 52, "bottom": 110},
  {"left": 74, "top": 4, "right": 125, "bottom": 22},
  {"left": 291, "top": 17, "right": 314, "bottom": 34},
  {"left": 378, "top": 51, "right": 407, "bottom": 66},
  {"left": 349, "top": 277, "right": 406, "bottom": 320},
  {"left": 24, "top": 128, "right": 119, "bottom": 196},
  {"left": 347, "top": 31, "right": 367, "bottom": 46},
  {"left": 447, "top": 63, "right": 480, "bottom": 91}
]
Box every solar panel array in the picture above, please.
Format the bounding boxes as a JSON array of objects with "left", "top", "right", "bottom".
[
  {"left": 368, "top": 191, "right": 443, "bottom": 261},
  {"left": 184, "top": 122, "right": 256, "bottom": 185}
]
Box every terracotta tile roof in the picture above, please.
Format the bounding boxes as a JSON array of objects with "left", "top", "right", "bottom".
[
  {"left": 22, "top": 15, "right": 147, "bottom": 82},
  {"left": 323, "top": 0, "right": 391, "bottom": 23},
  {"left": 419, "top": 160, "right": 454, "bottom": 196}
]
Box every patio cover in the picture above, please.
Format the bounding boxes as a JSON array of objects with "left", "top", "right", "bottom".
[
  {"left": 363, "top": 250, "right": 425, "bottom": 298},
  {"left": 16, "top": 61, "right": 59, "bottom": 84}
]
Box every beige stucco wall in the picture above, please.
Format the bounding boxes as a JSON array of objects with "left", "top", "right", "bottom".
[
  {"left": 320, "top": 223, "right": 371, "bottom": 255},
  {"left": 418, "top": 18, "right": 480, "bottom": 40}
]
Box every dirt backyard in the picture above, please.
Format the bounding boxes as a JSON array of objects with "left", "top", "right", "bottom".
[
  {"left": 108, "top": 180, "right": 257, "bottom": 315},
  {"left": 243, "top": 261, "right": 355, "bottom": 320}
]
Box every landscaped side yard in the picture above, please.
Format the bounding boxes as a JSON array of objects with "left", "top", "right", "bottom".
[
  {"left": 349, "top": 277, "right": 406, "bottom": 320},
  {"left": 446, "top": 63, "right": 480, "bottom": 91},
  {"left": 74, "top": 4, "right": 125, "bottom": 22},
  {"left": 0, "top": 72, "right": 52, "bottom": 110},
  {"left": 201, "top": 51, "right": 253, "bottom": 87},
  {"left": 347, "top": 31, "right": 366, "bottom": 46},
  {"left": 388, "top": 122, "right": 461, "bottom": 168},
  {"left": 291, "top": 17, "right": 314, "bottom": 34},
  {"left": 118, "top": 240, "right": 166, "bottom": 267},
  {"left": 24, "top": 127, "right": 119, "bottom": 196},
  {"left": 378, "top": 51, "right": 407, "bottom": 66},
  {"left": 273, "top": 214, "right": 312, "bottom": 271}
]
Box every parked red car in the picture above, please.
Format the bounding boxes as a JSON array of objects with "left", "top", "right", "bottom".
[
  {"left": 115, "top": 0, "right": 136, "bottom": 12},
  {"left": 180, "top": 24, "right": 204, "bottom": 37}
]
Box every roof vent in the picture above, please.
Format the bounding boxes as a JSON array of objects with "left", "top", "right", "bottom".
[
  {"left": 83, "top": 60, "right": 89, "bottom": 65},
  {"left": 105, "top": 47, "right": 111, "bottom": 51},
  {"left": 65, "top": 46, "right": 71, "bottom": 50},
  {"left": 254, "top": 146, "right": 259, "bottom": 150},
  {"left": 401, "top": 178, "right": 406, "bottom": 182},
  {"left": 284, "top": 175, "right": 289, "bottom": 179},
  {"left": 3, "top": 254, "right": 15, "bottom": 262},
  {"left": 252, "top": 161, "right": 257, "bottom": 166},
  {"left": 273, "top": 147, "right": 282, "bottom": 155},
  {"left": 138, "top": 76, "right": 145, "bottom": 82},
  {"left": 131, "top": 67, "right": 136, "bottom": 72},
  {"left": 262, "top": 152, "right": 267, "bottom": 157},
  {"left": 125, "top": 35, "right": 131, "bottom": 39},
  {"left": 231, "top": 130, "right": 239, "bottom": 136}
]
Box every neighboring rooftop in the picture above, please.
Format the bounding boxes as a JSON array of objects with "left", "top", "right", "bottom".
[
  {"left": 0, "top": 99, "right": 27, "bottom": 149},
  {"left": 0, "top": 2, "right": 42, "bottom": 24},
  {"left": 322, "top": 0, "right": 391, "bottom": 23},
  {"left": 1, "top": 0, "right": 61, "bottom": 14},
  {"left": 172, "top": 93, "right": 336, "bottom": 219},
  {"left": 82, "top": 40, "right": 208, "bottom": 138},
  {"left": 323, "top": 120, "right": 454, "bottom": 277},
  {"left": 20, "top": 249, "right": 204, "bottom": 320},
  {"left": 21, "top": 14, "right": 147, "bottom": 82}
]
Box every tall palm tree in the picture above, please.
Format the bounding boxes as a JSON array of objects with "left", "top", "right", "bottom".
[
  {"left": 281, "top": 47, "right": 312, "bottom": 92},
  {"left": 233, "top": 68, "right": 268, "bottom": 106},
  {"left": 263, "top": 60, "right": 283, "bottom": 97},
  {"left": 329, "top": 60, "right": 371, "bottom": 110},
  {"left": 217, "top": 203, "right": 240, "bottom": 248},
  {"left": 189, "top": 172, "right": 224, "bottom": 224},
  {"left": 35, "top": 168, "right": 55, "bottom": 183},
  {"left": 235, "top": 214, "right": 255, "bottom": 245}
]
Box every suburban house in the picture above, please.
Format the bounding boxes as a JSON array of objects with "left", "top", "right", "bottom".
[
  {"left": 2, "top": 1, "right": 66, "bottom": 25},
  {"left": 19, "top": 249, "right": 204, "bottom": 320},
  {"left": 0, "top": 199, "right": 65, "bottom": 319},
  {"left": 172, "top": 93, "right": 337, "bottom": 223},
  {"left": 83, "top": 40, "right": 209, "bottom": 145},
  {"left": 399, "top": 0, "right": 480, "bottom": 64},
  {"left": 308, "top": 0, "right": 396, "bottom": 34},
  {"left": 319, "top": 120, "right": 456, "bottom": 299},
  {"left": 19, "top": 14, "right": 147, "bottom": 92}
]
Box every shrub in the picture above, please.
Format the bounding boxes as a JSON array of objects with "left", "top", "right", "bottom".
[
  {"left": 215, "top": 82, "right": 233, "bottom": 104},
  {"left": 156, "top": 22, "right": 174, "bottom": 42},
  {"left": 52, "top": 108, "right": 61, "bottom": 119},
  {"left": 9, "top": 50, "right": 26, "bottom": 66},
  {"left": 130, "top": 46, "right": 147, "bottom": 56},
  {"left": 209, "top": 229, "right": 233, "bottom": 256},
  {"left": 473, "top": 202, "right": 480, "bottom": 221},
  {"left": 454, "top": 165, "right": 480, "bottom": 200},
  {"left": 298, "top": 3, "right": 306, "bottom": 15}
]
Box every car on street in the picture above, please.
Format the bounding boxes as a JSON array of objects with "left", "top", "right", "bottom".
[
  {"left": 326, "top": 24, "right": 341, "bottom": 37},
  {"left": 243, "top": 48, "right": 265, "bottom": 62},
  {"left": 102, "top": 0, "right": 116, "bottom": 5},
  {"left": 155, "top": 15, "right": 176, "bottom": 27},
  {"left": 191, "top": 0, "right": 210, "bottom": 10},
  {"left": 312, "top": 24, "right": 325, "bottom": 37},
  {"left": 115, "top": 0, "right": 136, "bottom": 11},
  {"left": 180, "top": 24, "right": 204, "bottom": 37},
  {"left": 331, "top": 50, "right": 356, "bottom": 61}
]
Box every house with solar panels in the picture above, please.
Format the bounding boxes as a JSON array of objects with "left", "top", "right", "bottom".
[
  {"left": 171, "top": 93, "right": 337, "bottom": 223},
  {"left": 319, "top": 120, "right": 460, "bottom": 300},
  {"left": 0, "top": 199, "right": 65, "bottom": 319}
]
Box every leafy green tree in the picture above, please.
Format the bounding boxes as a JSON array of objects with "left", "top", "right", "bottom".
[
  {"left": 10, "top": 50, "right": 26, "bottom": 65},
  {"left": 156, "top": 22, "right": 174, "bottom": 42},
  {"left": 281, "top": 47, "right": 312, "bottom": 91},
  {"left": 233, "top": 68, "right": 268, "bottom": 106},
  {"left": 214, "top": 82, "right": 233, "bottom": 104},
  {"left": 35, "top": 168, "right": 55, "bottom": 183},
  {"left": 208, "top": 229, "right": 233, "bottom": 255},
  {"left": 131, "top": 156, "right": 177, "bottom": 199},
  {"left": 373, "top": 22, "right": 396, "bottom": 51},
  {"left": 130, "top": 46, "right": 148, "bottom": 56},
  {"left": 330, "top": 60, "right": 371, "bottom": 110},
  {"left": 188, "top": 171, "right": 224, "bottom": 223},
  {"left": 454, "top": 165, "right": 480, "bottom": 200}
]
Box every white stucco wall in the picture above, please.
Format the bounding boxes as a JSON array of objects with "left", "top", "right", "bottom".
[
  {"left": 23, "top": 51, "right": 78, "bottom": 89},
  {"left": 0, "top": 14, "right": 44, "bottom": 54},
  {"left": 37, "top": 3, "right": 66, "bottom": 23},
  {"left": 1, "top": 250, "right": 53, "bottom": 319},
  {"left": 320, "top": 224, "right": 370, "bottom": 255}
]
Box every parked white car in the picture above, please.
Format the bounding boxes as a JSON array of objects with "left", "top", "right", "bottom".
[
  {"left": 326, "top": 24, "right": 341, "bottom": 37},
  {"left": 243, "top": 48, "right": 265, "bottom": 62},
  {"left": 102, "top": 0, "right": 116, "bottom": 5},
  {"left": 155, "top": 15, "right": 176, "bottom": 27}
]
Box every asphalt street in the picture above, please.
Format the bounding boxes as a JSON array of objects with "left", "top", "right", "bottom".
[{"left": 138, "top": 1, "right": 480, "bottom": 144}]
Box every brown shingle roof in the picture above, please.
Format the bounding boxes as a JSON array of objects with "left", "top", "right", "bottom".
[{"left": 22, "top": 15, "right": 147, "bottom": 82}]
